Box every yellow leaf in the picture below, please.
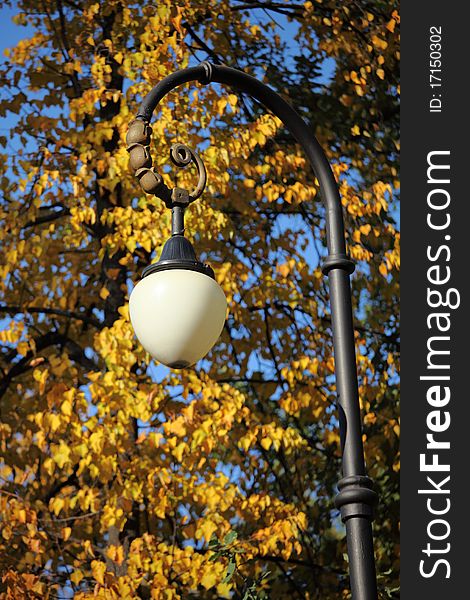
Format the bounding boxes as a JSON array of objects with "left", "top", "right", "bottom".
[
  {"left": 141, "top": 237, "right": 152, "bottom": 252},
  {"left": 70, "top": 570, "right": 83, "bottom": 586},
  {"left": 17, "top": 341, "right": 30, "bottom": 356},
  {"left": 192, "top": 428, "right": 206, "bottom": 448},
  {"left": 386, "top": 18, "right": 396, "bottom": 33},
  {"left": 326, "top": 430, "right": 340, "bottom": 445},
  {"left": 29, "top": 357, "right": 45, "bottom": 368},
  {"left": 217, "top": 582, "right": 233, "bottom": 597},
  {"left": 172, "top": 442, "right": 186, "bottom": 462},
  {"left": 106, "top": 544, "right": 125, "bottom": 565},
  {"left": 277, "top": 263, "right": 290, "bottom": 277},
  {"left": 61, "top": 398, "right": 73, "bottom": 417},
  {"left": 17, "top": 509, "right": 27, "bottom": 523},
  {"left": 354, "top": 85, "right": 364, "bottom": 97},
  {"left": 52, "top": 442, "right": 71, "bottom": 469},
  {"left": 84, "top": 540, "right": 95, "bottom": 557},
  {"left": 350, "top": 70, "right": 360, "bottom": 84},
  {"left": 371, "top": 35, "right": 388, "bottom": 51},
  {"left": 165, "top": 417, "right": 186, "bottom": 437},
  {"left": 118, "top": 305, "right": 129, "bottom": 320},
  {"left": 201, "top": 571, "right": 219, "bottom": 590},
  {"left": 62, "top": 527, "right": 72, "bottom": 541},
  {"left": 239, "top": 434, "right": 253, "bottom": 452},
  {"left": 261, "top": 437, "right": 272, "bottom": 451},
  {"left": 91, "top": 560, "right": 106, "bottom": 585},
  {"left": 198, "top": 519, "right": 218, "bottom": 542},
  {"left": 376, "top": 68, "right": 385, "bottom": 80},
  {"left": 43, "top": 458, "right": 55, "bottom": 476},
  {"left": 126, "top": 238, "right": 137, "bottom": 252},
  {"left": 172, "top": 13, "right": 183, "bottom": 34},
  {"left": 217, "top": 98, "right": 227, "bottom": 115},
  {"left": 50, "top": 497, "right": 64, "bottom": 516},
  {"left": 33, "top": 368, "right": 49, "bottom": 395}
]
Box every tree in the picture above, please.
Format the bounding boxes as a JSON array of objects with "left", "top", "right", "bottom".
[{"left": 0, "top": 1, "right": 399, "bottom": 598}]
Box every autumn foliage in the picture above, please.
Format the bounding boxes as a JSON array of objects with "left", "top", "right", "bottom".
[{"left": 0, "top": 1, "right": 399, "bottom": 598}]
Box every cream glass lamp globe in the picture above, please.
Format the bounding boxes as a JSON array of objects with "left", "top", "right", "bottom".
[{"left": 129, "top": 268, "right": 227, "bottom": 368}]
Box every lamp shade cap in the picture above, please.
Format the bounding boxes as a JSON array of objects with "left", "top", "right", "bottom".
[{"left": 142, "top": 236, "right": 214, "bottom": 279}]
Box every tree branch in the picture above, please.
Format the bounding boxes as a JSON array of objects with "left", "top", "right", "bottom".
[
  {"left": 0, "top": 305, "right": 101, "bottom": 328},
  {"left": 23, "top": 207, "right": 70, "bottom": 229}
]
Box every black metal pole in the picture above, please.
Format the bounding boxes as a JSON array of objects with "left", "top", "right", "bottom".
[{"left": 135, "top": 62, "right": 378, "bottom": 599}]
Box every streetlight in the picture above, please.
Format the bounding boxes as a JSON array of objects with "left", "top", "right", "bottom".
[{"left": 126, "top": 62, "right": 378, "bottom": 599}]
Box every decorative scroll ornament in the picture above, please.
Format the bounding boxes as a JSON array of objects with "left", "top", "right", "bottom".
[{"left": 126, "top": 119, "right": 207, "bottom": 208}]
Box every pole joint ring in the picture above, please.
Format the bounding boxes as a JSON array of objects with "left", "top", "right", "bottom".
[
  {"left": 322, "top": 253, "right": 355, "bottom": 275},
  {"left": 199, "top": 61, "right": 214, "bottom": 85},
  {"left": 335, "top": 475, "right": 378, "bottom": 522}
]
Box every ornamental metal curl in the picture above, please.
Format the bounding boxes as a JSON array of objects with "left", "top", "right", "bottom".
[{"left": 126, "top": 120, "right": 207, "bottom": 208}]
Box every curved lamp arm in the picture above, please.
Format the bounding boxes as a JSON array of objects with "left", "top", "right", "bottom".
[{"left": 129, "top": 62, "right": 378, "bottom": 600}]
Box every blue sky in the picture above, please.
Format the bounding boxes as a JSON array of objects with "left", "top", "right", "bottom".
[
  {"left": 0, "top": 5, "right": 29, "bottom": 54},
  {"left": 0, "top": 4, "right": 33, "bottom": 153}
]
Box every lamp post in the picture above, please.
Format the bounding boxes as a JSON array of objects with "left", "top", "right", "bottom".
[{"left": 126, "top": 62, "right": 378, "bottom": 599}]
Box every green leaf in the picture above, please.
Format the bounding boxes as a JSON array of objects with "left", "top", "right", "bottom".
[
  {"left": 223, "top": 559, "right": 236, "bottom": 583},
  {"left": 223, "top": 531, "right": 237, "bottom": 545}
]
